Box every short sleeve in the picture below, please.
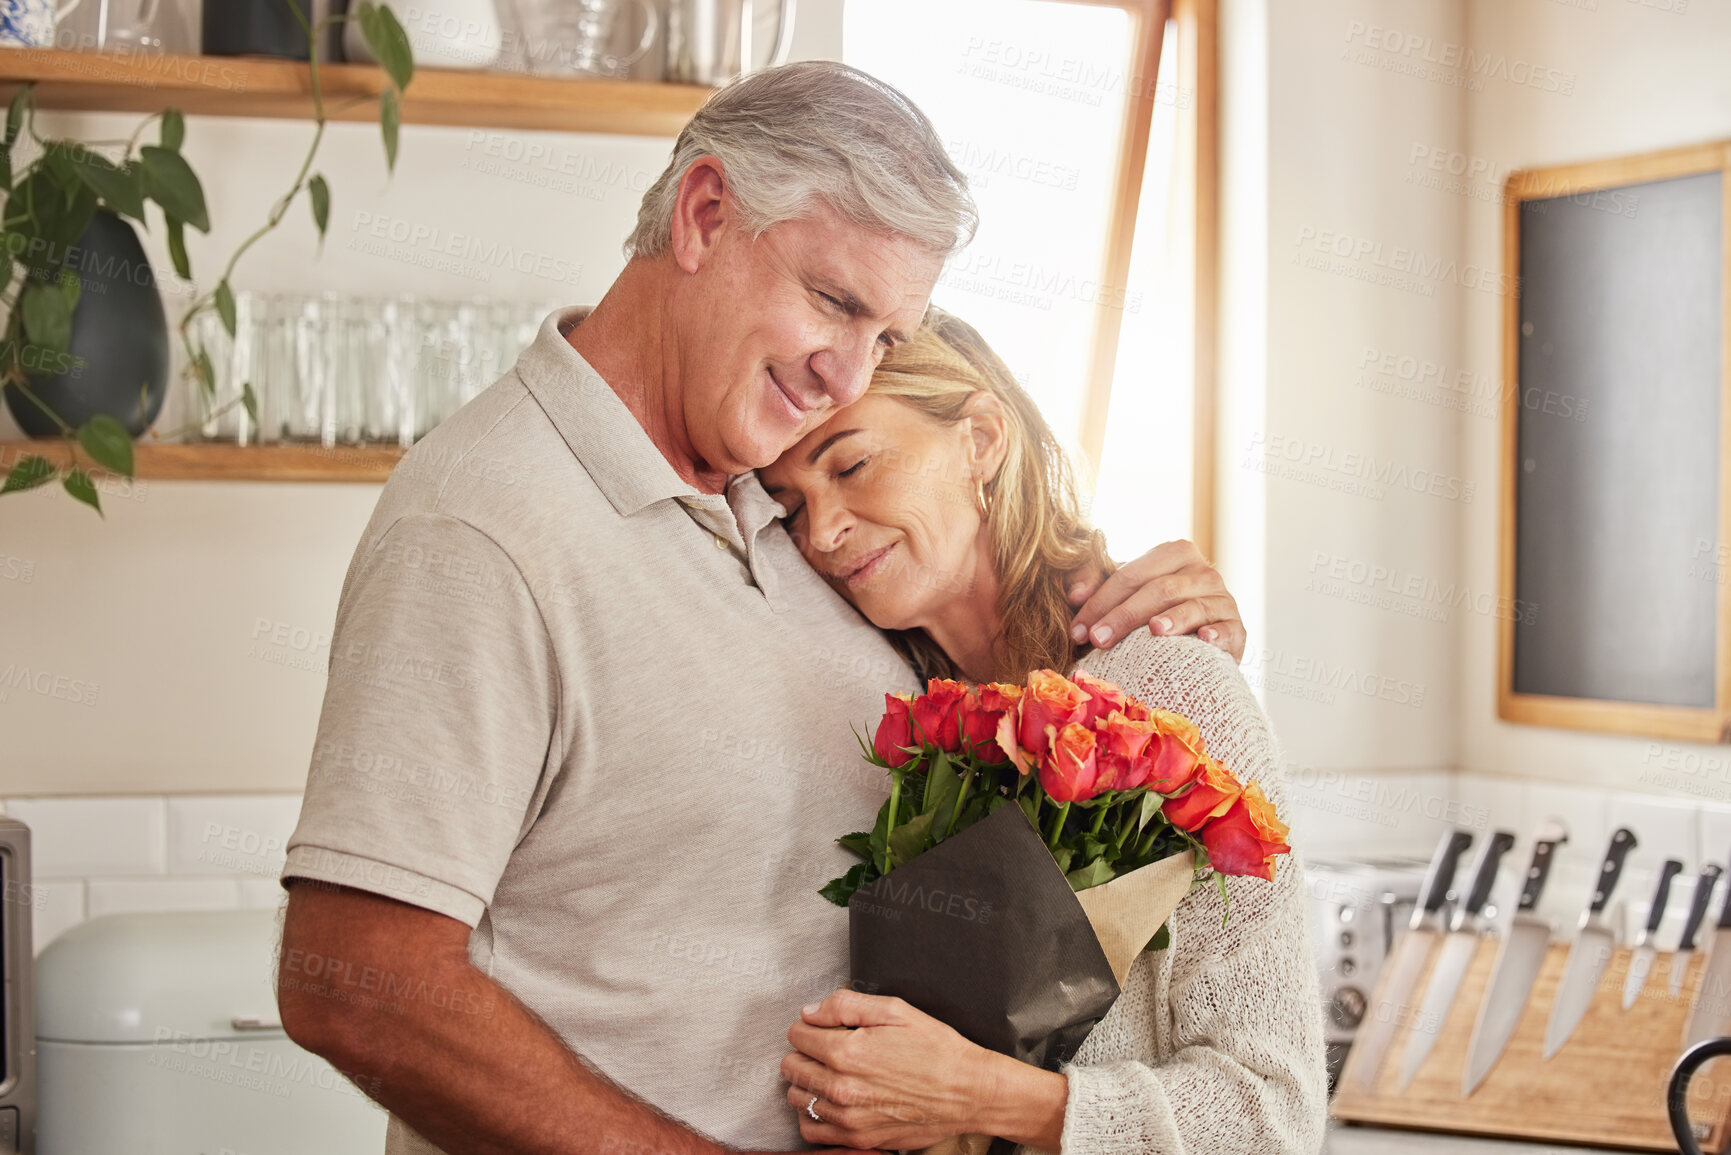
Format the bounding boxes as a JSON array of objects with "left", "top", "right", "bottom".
[{"left": 281, "top": 512, "right": 557, "bottom": 927}]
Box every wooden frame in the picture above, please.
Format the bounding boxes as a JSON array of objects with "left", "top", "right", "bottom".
[
  {"left": 1061, "top": 0, "right": 1217, "bottom": 559},
  {"left": 1496, "top": 141, "right": 1731, "bottom": 744}
]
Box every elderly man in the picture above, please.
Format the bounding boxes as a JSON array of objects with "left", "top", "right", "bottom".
[{"left": 277, "top": 61, "right": 1245, "bottom": 1155}]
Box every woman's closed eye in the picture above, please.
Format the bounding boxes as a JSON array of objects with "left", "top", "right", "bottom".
[{"left": 777, "top": 458, "right": 869, "bottom": 527}]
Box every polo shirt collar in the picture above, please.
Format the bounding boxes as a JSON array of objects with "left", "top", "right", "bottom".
[{"left": 514, "top": 305, "right": 701, "bottom": 519}]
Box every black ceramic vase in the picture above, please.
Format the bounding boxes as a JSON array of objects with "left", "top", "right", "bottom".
[
  {"left": 202, "top": 0, "right": 312, "bottom": 59},
  {"left": 4, "top": 211, "right": 171, "bottom": 439}
]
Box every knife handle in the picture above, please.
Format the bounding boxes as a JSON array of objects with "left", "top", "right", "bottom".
[
  {"left": 1717, "top": 859, "right": 1731, "bottom": 930},
  {"left": 1460, "top": 830, "right": 1518, "bottom": 920},
  {"left": 1646, "top": 859, "right": 1684, "bottom": 933},
  {"left": 1519, "top": 835, "right": 1565, "bottom": 912},
  {"left": 1417, "top": 829, "right": 1475, "bottom": 921},
  {"left": 1588, "top": 827, "right": 1638, "bottom": 915},
  {"left": 1682, "top": 864, "right": 1724, "bottom": 948}
]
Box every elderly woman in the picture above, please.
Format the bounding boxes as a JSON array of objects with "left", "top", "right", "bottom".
[{"left": 758, "top": 310, "right": 1329, "bottom": 1154}]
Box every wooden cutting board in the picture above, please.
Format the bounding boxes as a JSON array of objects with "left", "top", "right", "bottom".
[{"left": 1331, "top": 937, "right": 1731, "bottom": 1150}]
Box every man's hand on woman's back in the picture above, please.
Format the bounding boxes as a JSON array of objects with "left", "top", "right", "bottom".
[{"left": 1066, "top": 539, "right": 1247, "bottom": 662}]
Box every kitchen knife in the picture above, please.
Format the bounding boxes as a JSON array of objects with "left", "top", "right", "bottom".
[
  {"left": 1395, "top": 828, "right": 1517, "bottom": 1089},
  {"left": 1684, "top": 860, "right": 1731, "bottom": 1049},
  {"left": 1542, "top": 826, "right": 1638, "bottom": 1059},
  {"left": 1344, "top": 828, "right": 1474, "bottom": 1093},
  {"left": 1671, "top": 864, "right": 1723, "bottom": 998},
  {"left": 1622, "top": 858, "right": 1683, "bottom": 1009},
  {"left": 1462, "top": 823, "right": 1567, "bottom": 1097}
]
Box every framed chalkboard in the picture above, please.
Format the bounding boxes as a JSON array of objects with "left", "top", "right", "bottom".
[{"left": 1498, "top": 142, "right": 1731, "bottom": 743}]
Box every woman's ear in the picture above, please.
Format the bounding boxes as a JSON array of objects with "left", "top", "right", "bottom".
[{"left": 961, "top": 391, "right": 1011, "bottom": 483}]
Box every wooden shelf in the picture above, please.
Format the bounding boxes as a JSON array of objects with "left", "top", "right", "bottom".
[
  {"left": 0, "top": 48, "right": 711, "bottom": 136},
  {"left": 1, "top": 440, "right": 403, "bottom": 482}
]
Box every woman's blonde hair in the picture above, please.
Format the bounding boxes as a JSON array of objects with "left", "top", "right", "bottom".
[{"left": 868, "top": 308, "right": 1113, "bottom": 684}]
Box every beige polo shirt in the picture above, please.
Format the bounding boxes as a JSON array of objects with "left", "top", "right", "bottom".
[{"left": 281, "top": 307, "right": 918, "bottom": 1151}]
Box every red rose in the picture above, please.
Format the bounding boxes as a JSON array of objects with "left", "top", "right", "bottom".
[
  {"left": 1199, "top": 782, "right": 1291, "bottom": 882},
  {"left": 961, "top": 682, "right": 1022, "bottom": 762},
  {"left": 872, "top": 693, "right": 917, "bottom": 768},
  {"left": 1143, "top": 710, "right": 1206, "bottom": 794},
  {"left": 912, "top": 678, "right": 969, "bottom": 752},
  {"left": 1017, "top": 670, "right": 1090, "bottom": 758},
  {"left": 1094, "top": 711, "right": 1159, "bottom": 791},
  {"left": 1072, "top": 670, "right": 1128, "bottom": 727},
  {"left": 1038, "top": 722, "right": 1100, "bottom": 803},
  {"left": 1161, "top": 756, "right": 1244, "bottom": 831}
]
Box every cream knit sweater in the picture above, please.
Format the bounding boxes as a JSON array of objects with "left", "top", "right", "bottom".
[{"left": 1018, "top": 630, "right": 1329, "bottom": 1155}]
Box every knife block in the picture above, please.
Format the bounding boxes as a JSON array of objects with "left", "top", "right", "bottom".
[{"left": 1332, "top": 937, "right": 1731, "bottom": 1150}]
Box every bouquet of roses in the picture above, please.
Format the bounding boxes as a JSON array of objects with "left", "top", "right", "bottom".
[{"left": 821, "top": 669, "right": 1290, "bottom": 1155}]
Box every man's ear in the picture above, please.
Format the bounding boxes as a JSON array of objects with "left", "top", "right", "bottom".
[{"left": 668, "top": 157, "right": 729, "bottom": 276}]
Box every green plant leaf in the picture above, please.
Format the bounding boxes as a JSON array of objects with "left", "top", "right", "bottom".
[
  {"left": 193, "top": 345, "right": 216, "bottom": 400},
  {"left": 70, "top": 151, "right": 146, "bottom": 222},
  {"left": 1137, "top": 789, "right": 1164, "bottom": 832},
  {"left": 887, "top": 809, "right": 937, "bottom": 865},
  {"left": 819, "top": 861, "right": 875, "bottom": 908},
  {"left": 360, "top": 1, "right": 416, "bottom": 92},
  {"left": 1, "top": 454, "right": 56, "bottom": 494},
  {"left": 215, "top": 279, "right": 236, "bottom": 338},
  {"left": 160, "top": 108, "right": 185, "bottom": 151},
  {"left": 837, "top": 831, "right": 874, "bottom": 861},
  {"left": 77, "top": 414, "right": 133, "bottom": 477},
  {"left": 4, "top": 86, "right": 28, "bottom": 148},
  {"left": 165, "top": 217, "right": 190, "bottom": 280},
  {"left": 20, "top": 280, "right": 73, "bottom": 353},
  {"left": 1143, "top": 922, "right": 1171, "bottom": 953},
  {"left": 307, "top": 172, "right": 330, "bottom": 245},
  {"left": 139, "top": 145, "right": 209, "bottom": 232},
  {"left": 0, "top": 146, "right": 11, "bottom": 193},
  {"left": 379, "top": 88, "right": 400, "bottom": 174},
  {"left": 241, "top": 382, "right": 258, "bottom": 426},
  {"left": 1066, "top": 857, "right": 1116, "bottom": 892},
  {"left": 62, "top": 467, "right": 101, "bottom": 514}
]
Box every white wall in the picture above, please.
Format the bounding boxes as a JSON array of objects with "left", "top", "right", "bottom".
[
  {"left": 1457, "top": 0, "right": 1731, "bottom": 804},
  {"left": 0, "top": 2, "right": 842, "bottom": 797}
]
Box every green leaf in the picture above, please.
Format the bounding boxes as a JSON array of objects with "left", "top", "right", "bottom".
[
  {"left": 215, "top": 279, "right": 236, "bottom": 338},
  {"left": 62, "top": 467, "right": 101, "bottom": 514},
  {"left": 4, "top": 86, "right": 29, "bottom": 148},
  {"left": 241, "top": 382, "right": 258, "bottom": 426},
  {"left": 379, "top": 88, "right": 400, "bottom": 174},
  {"left": 139, "top": 145, "right": 209, "bottom": 232},
  {"left": 165, "top": 217, "right": 190, "bottom": 280},
  {"left": 308, "top": 173, "right": 330, "bottom": 245},
  {"left": 70, "top": 151, "right": 146, "bottom": 223},
  {"left": 1018, "top": 793, "right": 1040, "bottom": 829},
  {"left": 21, "top": 280, "right": 73, "bottom": 353},
  {"left": 160, "top": 108, "right": 185, "bottom": 151},
  {"left": 837, "top": 831, "right": 874, "bottom": 861},
  {"left": 887, "top": 809, "right": 937, "bottom": 866},
  {"left": 1137, "top": 789, "right": 1164, "bottom": 832},
  {"left": 360, "top": 1, "right": 416, "bottom": 92},
  {"left": 1, "top": 454, "right": 56, "bottom": 494},
  {"left": 77, "top": 414, "right": 133, "bottom": 477},
  {"left": 1066, "top": 857, "right": 1117, "bottom": 892},
  {"left": 868, "top": 796, "right": 891, "bottom": 868},
  {"left": 0, "top": 145, "right": 11, "bottom": 193},
  {"left": 56, "top": 264, "right": 80, "bottom": 311},
  {"left": 1143, "top": 922, "right": 1171, "bottom": 953},
  {"left": 1050, "top": 846, "right": 1074, "bottom": 875},
  {"left": 193, "top": 345, "right": 216, "bottom": 400},
  {"left": 819, "top": 861, "right": 875, "bottom": 908}
]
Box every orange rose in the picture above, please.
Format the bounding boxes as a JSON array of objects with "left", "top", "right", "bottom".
[
  {"left": 1094, "top": 711, "right": 1159, "bottom": 791},
  {"left": 912, "top": 678, "right": 970, "bottom": 752},
  {"left": 1199, "top": 781, "right": 1291, "bottom": 882},
  {"left": 1161, "top": 755, "right": 1243, "bottom": 830},
  {"left": 962, "top": 682, "right": 1022, "bottom": 762},
  {"left": 1017, "top": 669, "right": 1090, "bottom": 758},
  {"left": 1038, "top": 721, "right": 1100, "bottom": 803},
  {"left": 872, "top": 693, "right": 917, "bottom": 768},
  {"left": 1072, "top": 670, "right": 1128, "bottom": 727},
  {"left": 1143, "top": 710, "right": 1206, "bottom": 794}
]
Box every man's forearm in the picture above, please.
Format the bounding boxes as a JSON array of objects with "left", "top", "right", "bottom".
[{"left": 279, "top": 882, "right": 723, "bottom": 1155}]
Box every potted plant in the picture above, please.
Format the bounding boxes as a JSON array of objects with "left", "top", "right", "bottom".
[{"left": 0, "top": 0, "right": 413, "bottom": 513}]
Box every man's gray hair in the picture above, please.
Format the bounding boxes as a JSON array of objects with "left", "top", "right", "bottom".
[{"left": 624, "top": 61, "right": 977, "bottom": 260}]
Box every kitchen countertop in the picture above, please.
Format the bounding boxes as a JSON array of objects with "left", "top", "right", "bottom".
[{"left": 1326, "top": 1121, "right": 1628, "bottom": 1153}]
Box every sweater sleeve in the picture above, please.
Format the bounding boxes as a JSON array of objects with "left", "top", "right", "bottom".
[{"left": 1046, "top": 632, "right": 1329, "bottom": 1155}]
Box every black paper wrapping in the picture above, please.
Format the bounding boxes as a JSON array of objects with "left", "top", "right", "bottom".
[{"left": 847, "top": 801, "right": 1121, "bottom": 1071}]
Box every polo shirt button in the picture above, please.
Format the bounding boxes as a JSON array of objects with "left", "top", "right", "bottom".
[{"left": 714, "top": 535, "right": 729, "bottom": 550}]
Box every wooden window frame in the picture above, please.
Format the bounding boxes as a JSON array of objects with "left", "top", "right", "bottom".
[
  {"left": 1059, "top": 0, "right": 1218, "bottom": 558},
  {"left": 1496, "top": 141, "right": 1731, "bottom": 743}
]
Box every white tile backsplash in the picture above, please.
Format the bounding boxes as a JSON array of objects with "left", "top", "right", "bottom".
[
  {"left": 6, "top": 793, "right": 302, "bottom": 953},
  {"left": 6, "top": 796, "right": 167, "bottom": 877},
  {"left": 86, "top": 877, "right": 241, "bottom": 919}
]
